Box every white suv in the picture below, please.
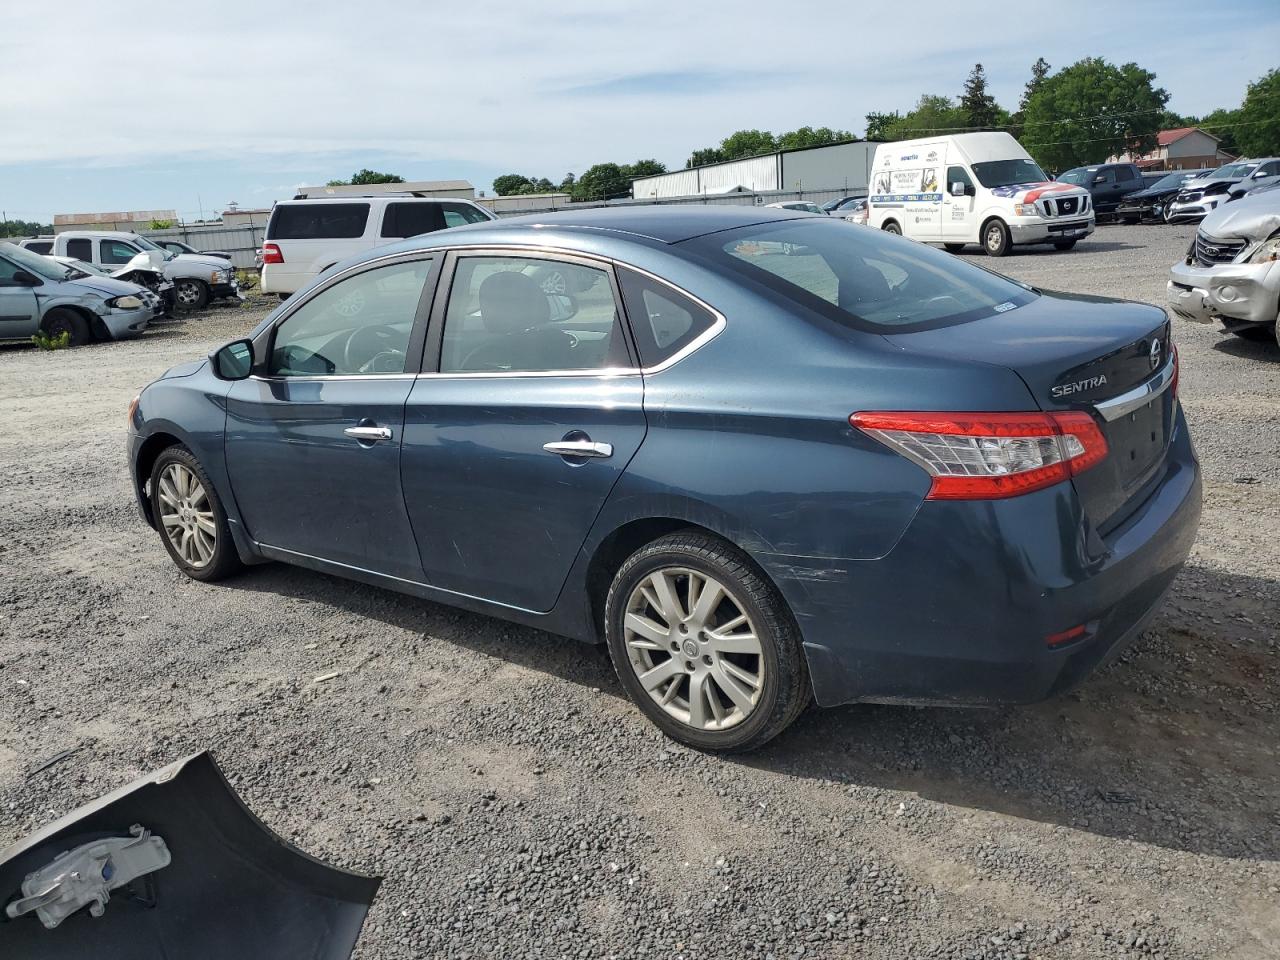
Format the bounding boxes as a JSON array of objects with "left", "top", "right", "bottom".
[{"left": 260, "top": 197, "right": 497, "bottom": 296}]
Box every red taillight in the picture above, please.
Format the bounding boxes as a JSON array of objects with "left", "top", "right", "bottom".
[
  {"left": 1170, "top": 342, "right": 1179, "bottom": 399},
  {"left": 1045, "top": 623, "right": 1089, "bottom": 648},
  {"left": 262, "top": 242, "right": 284, "bottom": 265},
  {"left": 850, "top": 410, "right": 1108, "bottom": 500}
]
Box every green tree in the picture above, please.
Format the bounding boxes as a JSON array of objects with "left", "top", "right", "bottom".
[
  {"left": 327, "top": 168, "right": 405, "bottom": 186},
  {"left": 1020, "top": 58, "right": 1168, "bottom": 170},
  {"left": 0, "top": 218, "right": 52, "bottom": 238},
  {"left": 493, "top": 174, "right": 534, "bottom": 196},
  {"left": 863, "top": 111, "right": 901, "bottom": 140},
  {"left": 1009, "top": 57, "right": 1050, "bottom": 139},
  {"left": 959, "top": 63, "right": 1000, "bottom": 129},
  {"left": 719, "top": 129, "right": 777, "bottom": 159},
  {"left": 1198, "top": 106, "right": 1241, "bottom": 157},
  {"left": 572, "top": 163, "right": 631, "bottom": 201},
  {"left": 776, "top": 126, "right": 854, "bottom": 150},
  {"left": 686, "top": 147, "right": 725, "bottom": 168},
  {"left": 559, "top": 172, "right": 576, "bottom": 192},
  {"left": 627, "top": 159, "right": 668, "bottom": 179},
  {"left": 1232, "top": 68, "right": 1280, "bottom": 156},
  {"left": 883, "top": 94, "right": 969, "bottom": 139}
]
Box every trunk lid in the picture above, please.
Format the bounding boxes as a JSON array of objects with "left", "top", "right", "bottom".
[{"left": 886, "top": 291, "right": 1174, "bottom": 530}]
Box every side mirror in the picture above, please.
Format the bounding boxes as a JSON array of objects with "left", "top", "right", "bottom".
[
  {"left": 950, "top": 181, "right": 967, "bottom": 197},
  {"left": 210, "top": 339, "right": 254, "bottom": 380},
  {"left": 11, "top": 270, "right": 41, "bottom": 287},
  {"left": 1092, "top": 175, "right": 1106, "bottom": 184}
]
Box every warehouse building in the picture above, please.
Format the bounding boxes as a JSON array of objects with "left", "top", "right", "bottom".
[{"left": 631, "top": 140, "right": 881, "bottom": 200}]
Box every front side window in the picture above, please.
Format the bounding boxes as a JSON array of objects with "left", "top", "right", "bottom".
[
  {"left": 268, "top": 203, "right": 370, "bottom": 240},
  {"left": 685, "top": 219, "right": 1035, "bottom": 333},
  {"left": 440, "top": 203, "right": 492, "bottom": 228},
  {"left": 972, "top": 158, "right": 1048, "bottom": 188},
  {"left": 269, "top": 258, "right": 432, "bottom": 377},
  {"left": 101, "top": 239, "right": 140, "bottom": 265},
  {"left": 1117, "top": 166, "right": 1137, "bottom": 181},
  {"left": 66, "top": 238, "right": 92, "bottom": 261},
  {"left": 618, "top": 269, "right": 717, "bottom": 368},
  {"left": 946, "top": 166, "right": 973, "bottom": 192},
  {"left": 439, "top": 256, "right": 627, "bottom": 373}
]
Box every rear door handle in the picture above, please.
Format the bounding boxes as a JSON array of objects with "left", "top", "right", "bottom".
[
  {"left": 344, "top": 425, "right": 394, "bottom": 442},
  {"left": 542, "top": 440, "right": 613, "bottom": 459}
]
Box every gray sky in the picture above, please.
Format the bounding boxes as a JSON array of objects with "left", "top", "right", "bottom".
[{"left": 1, "top": 0, "right": 1275, "bottom": 222}]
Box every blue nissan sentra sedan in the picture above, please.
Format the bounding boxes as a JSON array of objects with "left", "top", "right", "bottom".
[{"left": 127, "top": 206, "right": 1201, "bottom": 751}]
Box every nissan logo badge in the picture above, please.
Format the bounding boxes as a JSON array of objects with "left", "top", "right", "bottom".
[{"left": 1149, "top": 338, "right": 1162, "bottom": 371}]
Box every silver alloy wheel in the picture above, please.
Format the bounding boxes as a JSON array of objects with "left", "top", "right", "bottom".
[
  {"left": 623, "top": 567, "right": 764, "bottom": 731},
  {"left": 985, "top": 223, "right": 1003, "bottom": 251},
  {"left": 157, "top": 463, "right": 216, "bottom": 569},
  {"left": 175, "top": 281, "right": 202, "bottom": 307}
]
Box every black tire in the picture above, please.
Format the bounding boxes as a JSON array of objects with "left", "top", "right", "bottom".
[
  {"left": 149, "top": 445, "right": 242, "bottom": 582},
  {"left": 174, "top": 278, "right": 209, "bottom": 311},
  {"left": 881, "top": 221, "right": 901, "bottom": 236},
  {"left": 1053, "top": 239, "right": 1078, "bottom": 251},
  {"left": 943, "top": 243, "right": 966, "bottom": 253},
  {"left": 1228, "top": 324, "right": 1275, "bottom": 342},
  {"left": 39, "top": 308, "right": 90, "bottom": 346},
  {"left": 604, "top": 530, "right": 810, "bottom": 753},
  {"left": 983, "top": 219, "right": 1011, "bottom": 257}
]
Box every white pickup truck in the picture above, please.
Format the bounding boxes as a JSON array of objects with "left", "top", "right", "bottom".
[{"left": 21, "top": 231, "right": 240, "bottom": 309}]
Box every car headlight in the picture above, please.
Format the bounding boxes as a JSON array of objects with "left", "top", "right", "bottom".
[
  {"left": 1013, "top": 203, "right": 1040, "bottom": 217},
  {"left": 1248, "top": 236, "right": 1280, "bottom": 264},
  {"left": 108, "top": 295, "right": 144, "bottom": 309}
]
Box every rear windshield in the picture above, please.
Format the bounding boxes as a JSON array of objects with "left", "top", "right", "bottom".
[
  {"left": 268, "top": 203, "right": 370, "bottom": 240},
  {"left": 683, "top": 219, "right": 1036, "bottom": 333}
]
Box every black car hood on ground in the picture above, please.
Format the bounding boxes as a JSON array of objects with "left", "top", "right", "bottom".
[{"left": 0, "top": 752, "right": 379, "bottom": 960}]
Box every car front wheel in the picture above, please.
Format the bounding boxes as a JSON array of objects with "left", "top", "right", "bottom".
[
  {"left": 150, "top": 446, "right": 242, "bottom": 581},
  {"left": 174, "top": 278, "right": 209, "bottom": 311},
  {"left": 605, "top": 531, "right": 809, "bottom": 752},
  {"left": 983, "top": 219, "right": 1011, "bottom": 256}
]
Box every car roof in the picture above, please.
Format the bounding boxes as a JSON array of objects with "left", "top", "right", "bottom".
[
  {"left": 274, "top": 196, "right": 481, "bottom": 205},
  {"left": 458, "top": 205, "right": 812, "bottom": 244}
]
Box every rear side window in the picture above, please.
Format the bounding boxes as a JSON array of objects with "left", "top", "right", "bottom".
[
  {"left": 66, "top": 238, "right": 91, "bottom": 260},
  {"left": 381, "top": 202, "right": 445, "bottom": 239},
  {"left": 685, "top": 219, "right": 1035, "bottom": 333},
  {"left": 23, "top": 241, "right": 52, "bottom": 254},
  {"left": 268, "top": 203, "right": 370, "bottom": 240},
  {"left": 440, "top": 203, "right": 492, "bottom": 228},
  {"left": 618, "top": 269, "right": 717, "bottom": 368}
]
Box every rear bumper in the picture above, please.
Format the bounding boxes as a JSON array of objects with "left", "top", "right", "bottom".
[
  {"left": 765, "top": 408, "right": 1201, "bottom": 708},
  {"left": 1009, "top": 218, "right": 1094, "bottom": 244},
  {"left": 1167, "top": 260, "right": 1280, "bottom": 326}
]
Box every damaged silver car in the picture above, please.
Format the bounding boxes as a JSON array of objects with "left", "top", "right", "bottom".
[{"left": 1167, "top": 187, "right": 1280, "bottom": 345}]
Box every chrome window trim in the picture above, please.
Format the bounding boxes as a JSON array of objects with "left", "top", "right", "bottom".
[
  {"left": 1093, "top": 357, "right": 1176, "bottom": 422},
  {"left": 249, "top": 373, "right": 419, "bottom": 383}
]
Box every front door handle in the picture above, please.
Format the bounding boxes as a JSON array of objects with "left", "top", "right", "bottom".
[
  {"left": 542, "top": 440, "right": 613, "bottom": 459},
  {"left": 344, "top": 425, "right": 394, "bottom": 442}
]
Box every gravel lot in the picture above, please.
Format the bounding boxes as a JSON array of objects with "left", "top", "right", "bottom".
[{"left": 2, "top": 223, "right": 1278, "bottom": 959}]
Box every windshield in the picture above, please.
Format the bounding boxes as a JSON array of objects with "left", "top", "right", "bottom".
[
  {"left": 971, "top": 158, "right": 1049, "bottom": 188},
  {"left": 684, "top": 219, "right": 1036, "bottom": 333},
  {"left": 1056, "top": 168, "right": 1095, "bottom": 185},
  {"left": 1149, "top": 172, "right": 1192, "bottom": 191},
  {"left": 1209, "top": 162, "right": 1257, "bottom": 179},
  {"left": 0, "top": 241, "right": 75, "bottom": 281},
  {"left": 132, "top": 235, "right": 176, "bottom": 259}
]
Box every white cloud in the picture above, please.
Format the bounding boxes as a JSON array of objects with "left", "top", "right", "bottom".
[{"left": 1, "top": 0, "right": 1274, "bottom": 178}]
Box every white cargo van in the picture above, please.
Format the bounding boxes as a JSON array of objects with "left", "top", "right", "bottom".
[
  {"left": 866, "top": 132, "right": 1094, "bottom": 256},
  {"left": 260, "top": 196, "right": 497, "bottom": 295}
]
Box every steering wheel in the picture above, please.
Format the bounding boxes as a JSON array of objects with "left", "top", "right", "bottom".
[
  {"left": 343, "top": 324, "right": 405, "bottom": 374},
  {"left": 459, "top": 327, "right": 578, "bottom": 372}
]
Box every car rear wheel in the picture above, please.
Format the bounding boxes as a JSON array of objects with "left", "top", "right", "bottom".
[
  {"left": 881, "top": 221, "right": 901, "bottom": 236},
  {"left": 175, "top": 279, "right": 209, "bottom": 311},
  {"left": 983, "top": 219, "right": 1011, "bottom": 257},
  {"left": 604, "top": 531, "right": 809, "bottom": 752},
  {"left": 39, "top": 308, "right": 89, "bottom": 346},
  {"left": 150, "top": 446, "right": 242, "bottom": 581}
]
